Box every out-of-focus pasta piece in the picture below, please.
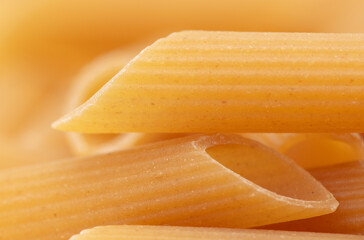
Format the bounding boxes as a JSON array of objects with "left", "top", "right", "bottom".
[
  {"left": 63, "top": 47, "right": 188, "bottom": 155},
  {"left": 0, "top": 138, "right": 41, "bottom": 169},
  {"left": 17, "top": 88, "right": 72, "bottom": 159},
  {"left": 1, "top": 0, "right": 350, "bottom": 65},
  {"left": 53, "top": 31, "right": 364, "bottom": 133},
  {"left": 69, "top": 225, "right": 364, "bottom": 240},
  {"left": 74, "top": 133, "right": 192, "bottom": 156},
  {"left": 0, "top": 134, "right": 337, "bottom": 240},
  {"left": 322, "top": 1, "right": 364, "bottom": 33},
  {"left": 264, "top": 161, "right": 364, "bottom": 234},
  {"left": 0, "top": 54, "right": 89, "bottom": 139},
  {"left": 0, "top": 88, "right": 71, "bottom": 170},
  {"left": 0, "top": 63, "right": 49, "bottom": 136},
  {"left": 242, "top": 133, "right": 364, "bottom": 169}
]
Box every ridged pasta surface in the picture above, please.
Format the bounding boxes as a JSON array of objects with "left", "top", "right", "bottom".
[
  {"left": 70, "top": 225, "right": 364, "bottom": 240},
  {"left": 0, "top": 134, "right": 337, "bottom": 240},
  {"left": 54, "top": 31, "right": 364, "bottom": 133}
]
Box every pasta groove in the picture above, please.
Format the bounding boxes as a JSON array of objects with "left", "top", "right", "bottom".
[
  {"left": 0, "top": 134, "right": 337, "bottom": 240},
  {"left": 53, "top": 31, "right": 364, "bottom": 133}
]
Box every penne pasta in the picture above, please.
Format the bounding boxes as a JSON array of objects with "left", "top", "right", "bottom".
[
  {"left": 63, "top": 48, "right": 188, "bottom": 155},
  {"left": 69, "top": 225, "right": 364, "bottom": 240},
  {"left": 64, "top": 49, "right": 137, "bottom": 155},
  {"left": 242, "top": 133, "right": 364, "bottom": 169},
  {"left": 264, "top": 161, "right": 364, "bottom": 234},
  {"left": 53, "top": 31, "right": 364, "bottom": 133},
  {"left": 0, "top": 134, "right": 337, "bottom": 240}
]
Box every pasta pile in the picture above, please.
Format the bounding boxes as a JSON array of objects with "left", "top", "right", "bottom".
[{"left": 1, "top": 2, "right": 364, "bottom": 239}]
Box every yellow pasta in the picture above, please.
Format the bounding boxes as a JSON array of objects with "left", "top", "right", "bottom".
[
  {"left": 53, "top": 31, "right": 364, "bottom": 133},
  {"left": 64, "top": 48, "right": 138, "bottom": 155},
  {"left": 242, "top": 133, "right": 364, "bottom": 169},
  {"left": 0, "top": 134, "right": 337, "bottom": 240},
  {"left": 63, "top": 48, "right": 188, "bottom": 155},
  {"left": 2, "top": 0, "right": 341, "bottom": 139},
  {"left": 69, "top": 225, "right": 364, "bottom": 240},
  {"left": 264, "top": 161, "right": 364, "bottom": 234}
]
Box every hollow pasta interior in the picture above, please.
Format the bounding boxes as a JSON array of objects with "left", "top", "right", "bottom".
[
  {"left": 262, "top": 160, "right": 364, "bottom": 234},
  {"left": 206, "top": 144, "right": 328, "bottom": 200}
]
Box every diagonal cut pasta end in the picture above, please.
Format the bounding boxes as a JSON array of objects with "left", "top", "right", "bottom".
[{"left": 52, "top": 31, "right": 364, "bottom": 133}]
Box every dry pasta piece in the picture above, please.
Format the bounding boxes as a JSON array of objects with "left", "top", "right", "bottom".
[
  {"left": 64, "top": 48, "right": 188, "bottom": 155},
  {"left": 53, "top": 31, "right": 364, "bottom": 133},
  {"left": 64, "top": 48, "right": 136, "bottom": 155},
  {"left": 69, "top": 225, "right": 364, "bottom": 240},
  {"left": 0, "top": 134, "right": 337, "bottom": 240},
  {"left": 242, "top": 133, "right": 364, "bottom": 169},
  {"left": 264, "top": 161, "right": 364, "bottom": 234}
]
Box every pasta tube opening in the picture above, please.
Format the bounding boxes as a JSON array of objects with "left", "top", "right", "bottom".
[
  {"left": 0, "top": 134, "right": 337, "bottom": 240},
  {"left": 206, "top": 143, "right": 330, "bottom": 201}
]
